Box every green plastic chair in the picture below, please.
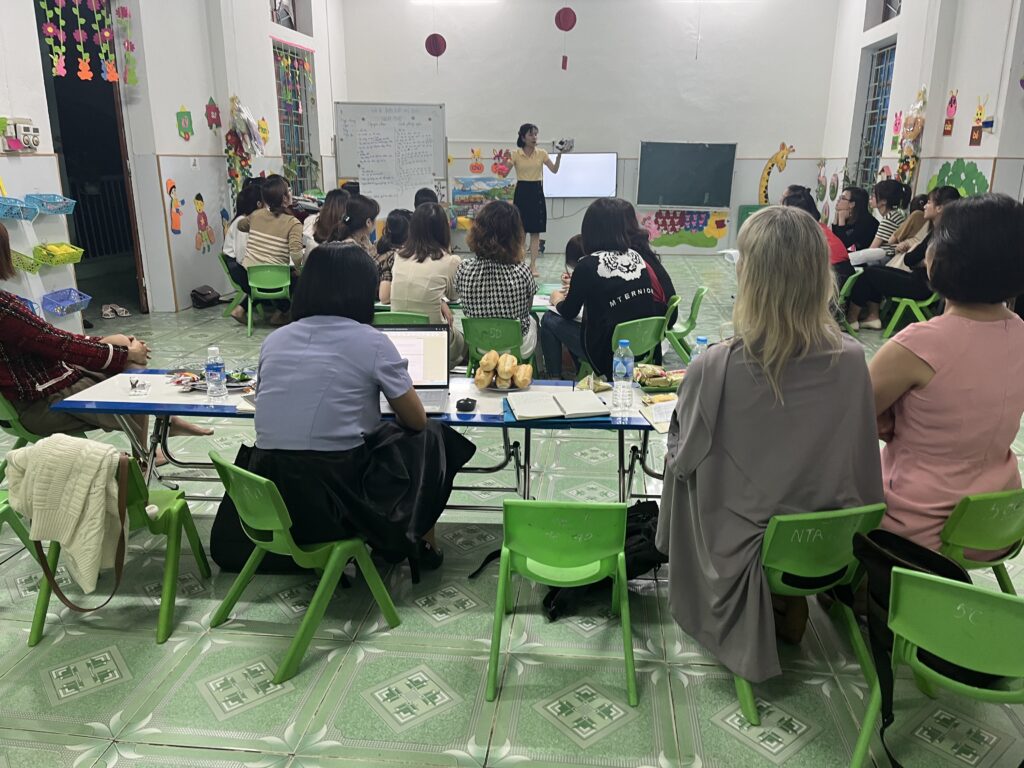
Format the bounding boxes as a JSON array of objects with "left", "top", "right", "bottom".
[
  {"left": 218, "top": 253, "right": 247, "bottom": 319},
  {"left": 850, "top": 568, "right": 1024, "bottom": 768},
  {"left": 939, "top": 489, "right": 1024, "bottom": 595},
  {"left": 660, "top": 295, "right": 681, "bottom": 338},
  {"left": 837, "top": 269, "right": 863, "bottom": 338},
  {"left": 486, "top": 499, "right": 637, "bottom": 706},
  {"left": 0, "top": 491, "right": 34, "bottom": 559},
  {"left": 462, "top": 317, "right": 537, "bottom": 376},
  {"left": 665, "top": 287, "right": 708, "bottom": 364},
  {"left": 209, "top": 451, "right": 399, "bottom": 683},
  {"left": 246, "top": 264, "right": 292, "bottom": 337},
  {"left": 882, "top": 292, "right": 940, "bottom": 339},
  {"left": 576, "top": 312, "right": 671, "bottom": 381},
  {"left": 372, "top": 311, "right": 430, "bottom": 326},
  {"left": 733, "top": 504, "right": 886, "bottom": 726},
  {"left": 0, "top": 392, "right": 86, "bottom": 484},
  {"left": 26, "top": 457, "right": 210, "bottom": 645},
  {"left": 737, "top": 204, "right": 768, "bottom": 231}
]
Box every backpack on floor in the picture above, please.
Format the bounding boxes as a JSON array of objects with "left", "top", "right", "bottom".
[{"left": 190, "top": 285, "right": 222, "bottom": 309}]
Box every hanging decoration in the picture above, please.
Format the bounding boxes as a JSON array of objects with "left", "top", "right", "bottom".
[
  {"left": 890, "top": 111, "right": 902, "bottom": 151},
  {"left": 90, "top": 0, "right": 118, "bottom": 81},
  {"left": 70, "top": 0, "right": 94, "bottom": 80},
  {"left": 943, "top": 90, "right": 958, "bottom": 137},
  {"left": 224, "top": 96, "right": 265, "bottom": 202},
  {"left": 896, "top": 87, "right": 926, "bottom": 183},
  {"left": 176, "top": 105, "right": 194, "bottom": 141},
  {"left": 969, "top": 95, "right": 994, "bottom": 147},
  {"left": 257, "top": 117, "right": 271, "bottom": 146},
  {"left": 113, "top": 3, "right": 138, "bottom": 86},
  {"left": 425, "top": 33, "right": 446, "bottom": 72},
  {"left": 469, "top": 149, "right": 485, "bottom": 175},
  {"left": 554, "top": 7, "right": 577, "bottom": 70},
  {"left": 815, "top": 160, "right": 826, "bottom": 202},
  {"left": 205, "top": 98, "right": 222, "bottom": 130},
  {"left": 491, "top": 148, "right": 512, "bottom": 178},
  {"left": 39, "top": 0, "right": 68, "bottom": 77}
]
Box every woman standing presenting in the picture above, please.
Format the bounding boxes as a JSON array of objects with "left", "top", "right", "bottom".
[{"left": 510, "top": 123, "right": 563, "bottom": 276}]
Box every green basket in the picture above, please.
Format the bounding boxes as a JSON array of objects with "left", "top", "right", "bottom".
[
  {"left": 32, "top": 243, "right": 84, "bottom": 266},
  {"left": 11, "top": 249, "right": 40, "bottom": 274}
]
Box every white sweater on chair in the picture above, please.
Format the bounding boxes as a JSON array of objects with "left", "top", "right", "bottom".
[{"left": 7, "top": 434, "right": 124, "bottom": 594}]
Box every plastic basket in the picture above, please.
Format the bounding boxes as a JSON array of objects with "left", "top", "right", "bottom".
[
  {"left": 33, "top": 242, "right": 84, "bottom": 266},
  {"left": 0, "top": 197, "right": 38, "bottom": 222},
  {"left": 24, "top": 194, "right": 77, "bottom": 216},
  {"left": 10, "top": 249, "right": 41, "bottom": 274},
  {"left": 42, "top": 288, "right": 91, "bottom": 317},
  {"left": 15, "top": 295, "right": 40, "bottom": 316}
]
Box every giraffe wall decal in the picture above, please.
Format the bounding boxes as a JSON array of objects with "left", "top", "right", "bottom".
[{"left": 758, "top": 142, "right": 795, "bottom": 205}]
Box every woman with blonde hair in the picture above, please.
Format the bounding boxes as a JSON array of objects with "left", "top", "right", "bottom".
[{"left": 656, "top": 206, "right": 883, "bottom": 684}]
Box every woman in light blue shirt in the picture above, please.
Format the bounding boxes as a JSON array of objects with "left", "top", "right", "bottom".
[{"left": 212, "top": 242, "right": 476, "bottom": 576}]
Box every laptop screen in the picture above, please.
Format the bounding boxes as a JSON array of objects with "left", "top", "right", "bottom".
[{"left": 380, "top": 326, "right": 450, "bottom": 388}]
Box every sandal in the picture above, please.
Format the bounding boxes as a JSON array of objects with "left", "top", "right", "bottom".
[
  {"left": 111, "top": 304, "right": 131, "bottom": 317},
  {"left": 101, "top": 304, "right": 115, "bottom": 320}
]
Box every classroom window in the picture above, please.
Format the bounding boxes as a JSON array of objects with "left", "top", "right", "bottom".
[
  {"left": 272, "top": 40, "right": 320, "bottom": 194},
  {"left": 882, "top": 0, "right": 902, "bottom": 22},
  {"left": 853, "top": 43, "right": 896, "bottom": 188}
]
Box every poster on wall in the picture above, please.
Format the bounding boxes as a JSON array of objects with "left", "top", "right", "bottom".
[
  {"left": 159, "top": 156, "right": 232, "bottom": 309},
  {"left": 638, "top": 209, "right": 729, "bottom": 251},
  {"left": 450, "top": 177, "right": 515, "bottom": 229}
]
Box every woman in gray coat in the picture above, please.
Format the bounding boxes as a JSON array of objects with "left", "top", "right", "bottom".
[{"left": 656, "top": 206, "right": 883, "bottom": 683}]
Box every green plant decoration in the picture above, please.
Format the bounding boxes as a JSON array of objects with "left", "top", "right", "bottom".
[{"left": 926, "top": 158, "right": 989, "bottom": 197}]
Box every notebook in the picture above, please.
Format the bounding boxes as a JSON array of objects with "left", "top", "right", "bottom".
[
  {"left": 553, "top": 390, "right": 611, "bottom": 418},
  {"left": 506, "top": 390, "right": 610, "bottom": 421}
]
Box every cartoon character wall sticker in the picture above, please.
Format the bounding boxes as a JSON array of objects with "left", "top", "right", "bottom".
[
  {"left": 491, "top": 149, "right": 512, "bottom": 178},
  {"left": 943, "top": 90, "right": 958, "bottom": 136},
  {"left": 194, "top": 193, "right": 216, "bottom": 253},
  {"left": 166, "top": 179, "right": 183, "bottom": 234},
  {"left": 970, "top": 95, "right": 994, "bottom": 146},
  {"left": 891, "top": 110, "right": 903, "bottom": 151},
  {"left": 469, "top": 148, "right": 484, "bottom": 174}
]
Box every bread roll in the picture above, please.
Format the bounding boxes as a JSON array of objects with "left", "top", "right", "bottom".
[
  {"left": 474, "top": 367, "right": 494, "bottom": 390},
  {"left": 479, "top": 350, "right": 500, "bottom": 372},
  {"left": 495, "top": 376, "right": 512, "bottom": 390},
  {"left": 497, "top": 353, "right": 517, "bottom": 379},
  {"left": 512, "top": 363, "right": 533, "bottom": 388}
]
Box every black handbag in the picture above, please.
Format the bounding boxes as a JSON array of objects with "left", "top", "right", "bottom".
[{"left": 190, "top": 285, "right": 222, "bottom": 309}]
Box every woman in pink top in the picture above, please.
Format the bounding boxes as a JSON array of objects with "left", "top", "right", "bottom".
[{"left": 870, "top": 194, "right": 1024, "bottom": 551}]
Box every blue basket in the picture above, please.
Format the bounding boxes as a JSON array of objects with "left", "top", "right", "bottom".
[
  {"left": 24, "top": 194, "right": 77, "bottom": 216},
  {"left": 0, "top": 197, "right": 39, "bottom": 222},
  {"left": 15, "top": 295, "right": 40, "bottom": 316},
  {"left": 42, "top": 288, "right": 91, "bottom": 317}
]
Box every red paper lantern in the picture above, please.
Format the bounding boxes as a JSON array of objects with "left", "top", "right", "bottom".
[
  {"left": 425, "top": 33, "right": 447, "bottom": 58},
  {"left": 555, "top": 7, "right": 577, "bottom": 32}
]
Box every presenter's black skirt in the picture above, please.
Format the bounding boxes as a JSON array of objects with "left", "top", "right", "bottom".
[{"left": 513, "top": 180, "right": 547, "bottom": 233}]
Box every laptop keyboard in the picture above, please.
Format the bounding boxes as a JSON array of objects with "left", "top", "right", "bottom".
[{"left": 379, "top": 390, "right": 449, "bottom": 412}]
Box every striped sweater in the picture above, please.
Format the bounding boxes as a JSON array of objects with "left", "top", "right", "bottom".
[{"left": 238, "top": 208, "right": 304, "bottom": 269}]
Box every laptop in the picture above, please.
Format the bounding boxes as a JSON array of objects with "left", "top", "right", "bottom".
[{"left": 378, "top": 325, "right": 451, "bottom": 414}]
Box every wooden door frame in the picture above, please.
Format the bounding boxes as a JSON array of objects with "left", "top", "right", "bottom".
[{"left": 110, "top": 82, "right": 149, "bottom": 314}]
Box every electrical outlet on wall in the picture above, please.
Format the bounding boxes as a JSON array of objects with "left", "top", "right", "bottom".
[{"left": 1, "top": 117, "right": 41, "bottom": 153}]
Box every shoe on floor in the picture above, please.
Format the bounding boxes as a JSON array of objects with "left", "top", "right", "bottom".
[
  {"left": 418, "top": 539, "right": 444, "bottom": 571},
  {"left": 230, "top": 305, "right": 246, "bottom": 325},
  {"left": 861, "top": 318, "right": 882, "bottom": 330},
  {"left": 847, "top": 320, "right": 859, "bottom": 332},
  {"left": 269, "top": 310, "right": 290, "bottom": 326}
]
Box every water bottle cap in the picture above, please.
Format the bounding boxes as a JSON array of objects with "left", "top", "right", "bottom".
[
  {"left": 208, "top": 346, "right": 220, "bottom": 356},
  {"left": 618, "top": 339, "right": 630, "bottom": 347},
  {"left": 696, "top": 336, "right": 708, "bottom": 344}
]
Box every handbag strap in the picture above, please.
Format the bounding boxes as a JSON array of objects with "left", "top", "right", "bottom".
[{"left": 32, "top": 453, "right": 129, "bottom": 613}]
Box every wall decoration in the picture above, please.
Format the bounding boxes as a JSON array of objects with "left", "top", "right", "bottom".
[
  {"left": 943, "top": 90, "right": 958, "bottom": 136},
  {"left": 491, "top": 148, "right": 512, "bottom": 178},
  {"left": 450, "top": 177, "right": 515, "bottom": 227},
  {"left": 70, "top": 0, "right": 93, "bottom": 80},
  {"left": 469, "top": 149, "right": 484, "bottom": 174},
  {"left": 166, "top": 179, "right": 183, "bottom": 235},
  {"left": 554, "top": 6, "right": 577, "bottom": 70},
  {"left": 91, "top": 0, "right": 118, "bottom": 81},
  {"left": 815, "top": 160, "right": 826, "bottom": 202},
  {"left": 205, "top": 98, "right": 222, "bottom": 130},
  {"left": 758, "top": 142, "right": 794, "bottom": 205},
  {"left": 220, "top": 208, "right": 231, "bottom": 238},
  {"left": 1, "top": 118, "right": 41, "bottom": 153},
  {"left": 425, "top": 33, "right": 447, "bottom": 64},
  {"left": 897, "top": 87, "right": 926, "bottom": 184},
  {"left": 113, "top": 3, "right": 138, "bottom": 85},
  {"left": 39, "top": 0, "right": 68, "bottom": 77},
  {"left": 829, "top": 172, "right": 839, "bottom": 201},
  {"left": 969, "top": 126, "right": 983, "bottom": 147},
  {"left": 193, "top": 194, "right": 216, "bottom": 253},
  {"left": 176, "top": 106, "right": 194, "bottom": 141},
  {"left": 820, "top": 199, "right": 830, "bottom": 225},
  {"left": 890, "top": 111, "right": 902, "bottom": 151},
  {"left": 639, "top": 209, "right": 729, "bottom": 249},
  {"left": 926, "top": 158, "right": 989, "bottom": 197},
  {"left": 257, "top": 117, "right": 270, "bottom": 145}
]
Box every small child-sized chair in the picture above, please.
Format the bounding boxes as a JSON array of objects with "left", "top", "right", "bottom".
[{"left": 939, "top": 488, "right": 1024, "bottom": 595}]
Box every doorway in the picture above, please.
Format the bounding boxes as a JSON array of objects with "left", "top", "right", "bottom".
[{"left": 35, "top": 5, "right": 148, "bottom": 320}]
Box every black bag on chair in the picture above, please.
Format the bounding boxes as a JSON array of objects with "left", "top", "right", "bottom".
[
  {"left": 852, "top": 529, "right": 1001, "bottom": 768},
  {"left": 190, "top": 285, "right": 222, "bottom": 309}
]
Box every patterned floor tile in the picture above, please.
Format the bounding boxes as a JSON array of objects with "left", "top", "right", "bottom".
[
  {"left": 542, "top": 475, "right": 621, "bottom": 505},
  {"left": 506, "top": 578, "right": 663, "bottom": 662},
  {"left": 0, "top": 627, "right": 199, "bottom": 739},
  {"left": 0, "top": 619, "right": 32, "bottom": 679},
  {"left": 125, "top": 633, "right": 341, "bottom": 753},
  {"left": 671, "top": 666, "right": 860, "bottom": 767},
  {"left": 0, "top": 727, "right": 113, "bottom": 768},
  {"left": 95, "top": 742, "right": 292, "bottom": 766},
  {"left": 297, "top": 645, "right": 497, "bottom": 766},
  {"left": 489, "top": 655, "right": 678, "bottom": 767},
  {"left": 0, "top": 548, "right": 93, "bottom": 626}
]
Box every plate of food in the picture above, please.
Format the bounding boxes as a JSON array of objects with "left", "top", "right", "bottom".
[
  {"left": 473, "top": 351, "right": 534, "bottom": 391},
  {"left": 170, "top": 370, "right": 255, "bottom": 392},
  {"left": 633, "top": 364, "right": 685, "bottom": 392}
]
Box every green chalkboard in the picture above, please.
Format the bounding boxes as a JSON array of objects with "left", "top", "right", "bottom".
[{"left": 637, "top": 142, "right": 736, "bottom": 208}]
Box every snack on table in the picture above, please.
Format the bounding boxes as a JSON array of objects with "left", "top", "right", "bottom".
[
  {"left": 634, "top": 364, "right": 686, "bottom": 388},
  {"left": 495, "top": 376, "right": 512, "bottom": 390},
  {"left": 512, "top": 363, "right": 533, "bottom": 389},
  {"left": 474, "top": 367, "right": 494, "bottom": 390},
  {"left": 479, "top": 350, "right": 500, "bottom": 372},
  {"left": 497, "top": 353, "right": 517, "bottom": 379}
]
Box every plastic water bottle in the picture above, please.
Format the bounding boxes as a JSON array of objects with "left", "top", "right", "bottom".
[
  {"left": 612, "top": 339, "right": 635, "bottom": 421},
  {"left": 692, "top": 336, "right": 709, "bottom": 362},
  {"left": 205, "top": 346, "right": 227, "bottom": 398}
]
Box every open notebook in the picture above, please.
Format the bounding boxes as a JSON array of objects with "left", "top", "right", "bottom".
[{"left": 506, "top": 390, "right": 610, "bottom": 421}]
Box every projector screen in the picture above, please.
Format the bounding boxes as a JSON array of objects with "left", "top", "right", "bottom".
[{"left": 542, "top": 152, "right": 618, "bottom": 198}]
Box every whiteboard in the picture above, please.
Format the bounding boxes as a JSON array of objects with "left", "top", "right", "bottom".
[
  {"left": 543, "top": 153, "right": 618, "bottom": 198},
  {"left": 334, "top": 102, "right": 447, "bottom": 181}
]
